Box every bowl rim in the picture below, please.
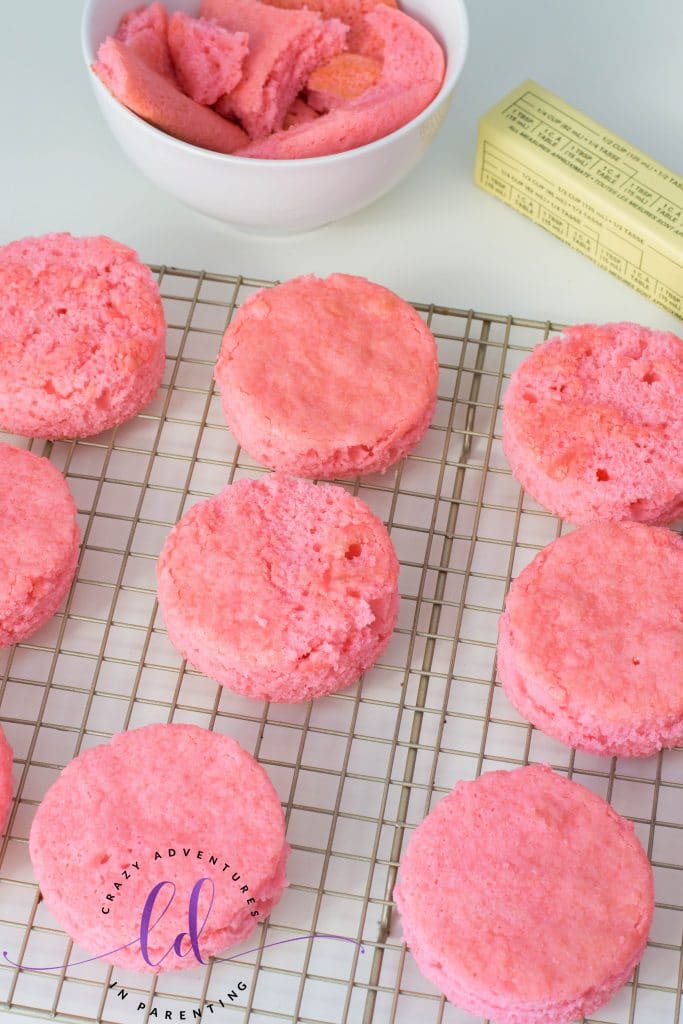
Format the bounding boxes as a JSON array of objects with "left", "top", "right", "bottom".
[{"left": 81, "top": 0, "right": 469, "bottom": 168}]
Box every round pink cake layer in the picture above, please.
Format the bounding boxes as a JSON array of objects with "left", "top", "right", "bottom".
[
  {"left": 0, "top": 233, "right": 166, "bottom": 439},
  {"left": 503, "top": 322, "right": 683, "bottom": 525},
  {"left": 29, "top": 723, "right": 289, "bottom": 973},
  {"left": 215, "top": 274, "right": 438, "bottom": 477},
  {"left": 498, "top": 521, "right": 683, "bottom": 757},
  {"left": 0, "top": 444, "right": 80, "bottom": 648},
  {"left": 0, "top": 726, "right": 13, "bottom": 837},
  {"left": 156, "top": 474, "right": 399, "bottom": 702},
  {"left": 394, "top": 764, "right": 654, "bottom": 1024}
]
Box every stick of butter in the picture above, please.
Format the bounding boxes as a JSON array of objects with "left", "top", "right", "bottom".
[{"left": 475, "top": 80, "right": 683, "bottom": 320}]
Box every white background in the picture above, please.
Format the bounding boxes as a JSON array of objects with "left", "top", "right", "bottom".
[{"left": 1, "top": 0, "right": 681, "bottom": 331}]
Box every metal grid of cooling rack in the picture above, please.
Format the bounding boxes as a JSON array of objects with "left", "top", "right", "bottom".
[{"left": 0, "top": 266, "right": 681, "bottom": 1024}]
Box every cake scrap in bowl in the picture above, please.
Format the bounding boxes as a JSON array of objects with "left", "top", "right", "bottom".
[{"left": 92, "top": 0, "right": 446, "bottom": 158}]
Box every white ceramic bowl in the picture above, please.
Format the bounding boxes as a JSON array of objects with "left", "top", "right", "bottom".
[{"left": 81, "top": 0, "right": 469, "bottom": 233}]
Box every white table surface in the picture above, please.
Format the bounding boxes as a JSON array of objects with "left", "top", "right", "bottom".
[
  {"left": 0, "top": 5, "right": 682, "bottom": 1024},
  {"left": 2, "top": 0, "right": 682, "bottom": 332}
]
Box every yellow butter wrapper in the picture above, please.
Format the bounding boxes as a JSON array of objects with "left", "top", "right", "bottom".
[{"left": 475, "top": 80, "right": 683, "bottom": 320}]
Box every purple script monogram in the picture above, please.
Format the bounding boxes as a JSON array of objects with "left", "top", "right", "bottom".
[
  {"left": 3, "top": 875, "right": 363, "bottom": 972},
  {"left": 139, "top": 877, "right": 215, "bottom": 968}
]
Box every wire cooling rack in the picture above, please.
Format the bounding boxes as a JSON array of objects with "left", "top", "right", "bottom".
[{"left": 0, "top": 266, "right": 681, "bottom": 1024}]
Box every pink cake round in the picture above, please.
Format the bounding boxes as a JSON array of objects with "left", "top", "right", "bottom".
[
  {"left": 503, "top": 322, "right": 683, "bottom": 525},
  {"left": 29, "top": 723, "right": 289, "bottom": 973},
  {"left": 0, "top": 444, "right": 80, "bottom": 648},
  {"left": 0, "top": 726, "right": 13, "bottom": 837},
  {"left": 0, "top": 233, "right": 166, "bottom": 439},
  {"left": 156, "top": 474, "right": 399, "bottom": 702},
  {"left": 394, "top": 764, "right": 654, "bottom": 1024},
  {"left": 215, "top": 274, "right": 438, "bottom": 478},
  {"left": 497, "top": 521, "right": 683, "bottom": 758}
]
